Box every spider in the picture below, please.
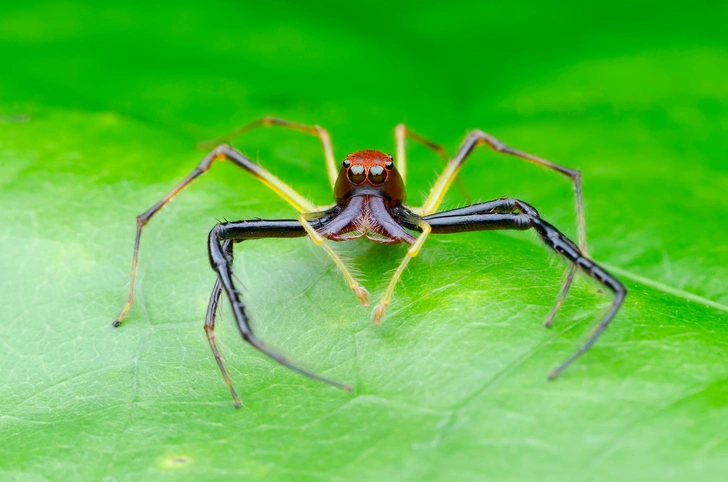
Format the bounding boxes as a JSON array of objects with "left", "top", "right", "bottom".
[{"left": 113, "top": 117, "right": 627, "bottom": 408}]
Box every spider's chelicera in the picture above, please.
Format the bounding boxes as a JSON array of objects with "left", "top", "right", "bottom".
[{"left": 114, "top": 117, "right": 627, "bottom": 408}]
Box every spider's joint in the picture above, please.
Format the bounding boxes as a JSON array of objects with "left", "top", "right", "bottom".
[
  {"left": 298, "top": 215, "right": 325, "bottom": 245},
  {"left": 407, "top": 245, "right": 422, "bottom": 257}
]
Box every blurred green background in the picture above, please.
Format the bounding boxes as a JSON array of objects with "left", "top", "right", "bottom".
[{"left": 1, "top": 1, "right": 727, "bottom": 481}]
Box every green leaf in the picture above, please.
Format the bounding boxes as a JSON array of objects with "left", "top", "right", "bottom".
[{"left": 1, "top": 1, "right": 727, "bottom": 481}]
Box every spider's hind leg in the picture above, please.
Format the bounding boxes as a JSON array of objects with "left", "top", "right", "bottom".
[{"left": 394, "top": 124, "right": 469, "bottom": 200}]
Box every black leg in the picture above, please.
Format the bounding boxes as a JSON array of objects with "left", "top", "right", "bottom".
[
  {"left": 204, "top": 240, "right": 243, "bottom": 407},
  {"left": 114, "top": 143, "right": 317, "bottom": 327},
  {"left": 414, "top": 197, "right": 540, "bottom": 219},
  {"left": 401, "top": 198, "right": 575, "bottom": 327},
  {"left": 414, "top": 130, "right": 586, "bottom": 330},
  {"left": 208, "top": 218, "right": 352, "bottom": 407},
  {"left": 396, "top": 206, "right": 626, "bottom": 379},
  {"left": 444, "top": 130, "right": 587, "bottom": 252}
]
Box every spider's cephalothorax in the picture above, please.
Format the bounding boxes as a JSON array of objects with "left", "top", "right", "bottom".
[
  {"left": 322, "top": 150, "right": 414, "bottom": 245},
  {"left": 114, "top": 116, "right": 627, "bottom": 408},
  {"left": 334, "top": 150, "right": 405, "bottom": 205}
]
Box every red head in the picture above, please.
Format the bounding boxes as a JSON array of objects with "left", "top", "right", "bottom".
[{"left": 334, "top": 150, "right": 405, "bottom": 205}]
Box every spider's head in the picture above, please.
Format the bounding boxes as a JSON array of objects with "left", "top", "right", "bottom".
[{"left": 334, "top": 150, "right": 405, "bottom": 205}]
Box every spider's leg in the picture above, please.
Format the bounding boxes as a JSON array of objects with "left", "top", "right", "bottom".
[
  {"left": 371, "top": 217, "right": 431, "bottom": 324},
  {"left": 298, "top": 214, "right": 369, "bottom": 305},
  {"left": 372, "top": 196, "right": 542, "bottom": 324},
  {"left": 209, "top": 219, "right": 352, "bottom": 407},
  {"left": 422, "top": 129, "right": 586, "bottom": 252},
  {"left": 417, "top": 198, "right": 573, "bottom": 327},
  {"left": 543, "top": 265, "right": 577, "bottom": 328},
  {"left": 398, "top": 205, "right": 626, "bottom": 379},
  {"left": 199, "top": 116, "right": 338, "bottom": 188},
  {"left": 412, "top": 130, "right": 585, "bottom": 325},
  {"left": 204, "top": 240, "right": 242, "bottom": 408},
  {"left": 394, "top": 124, "right": 468, "bottom": 200},
  {"left": 113, "top": 144, "right": 318, "bottom": 326}
]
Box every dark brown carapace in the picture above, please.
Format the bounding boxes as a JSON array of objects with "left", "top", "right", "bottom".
[
  {"left": 114, "top": 116, "right": 627, "bottom": 408},
  {"left": 323, "top": 150, "right": 414, "bottom": 244},
  {"left": 334, "top": 150, "right": 405, "bottom": 205}
]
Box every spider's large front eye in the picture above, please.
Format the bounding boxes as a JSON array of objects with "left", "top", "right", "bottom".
[
  {"left": 347, "top": 164, "right": 366, "bottom": 184},
  {"left": 368, "top": 165, "right": 387, "bottom": 185}
]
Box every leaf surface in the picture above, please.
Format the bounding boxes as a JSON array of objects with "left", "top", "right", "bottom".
[{"left": 1, "top": 2, "right": 727, "bottom": 481}]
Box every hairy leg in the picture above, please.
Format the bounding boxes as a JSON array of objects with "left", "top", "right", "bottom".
[
  {"left": 199, "top": 116, "right": 338, "bottom": 188},
  {"left": 378, "top": 128, "right": 588, "bottom": 325},
  {"left": 396, "top": 203, "right": 626, "bottom": 378},
  {"left": 114, "top": 144, "right": 317, "bottom": 326},
  {"left": 208, "top": 218, "right": 353, "bottom": 407},
  {"left": 394, "top": 124, "right": 468, "bottom": 200}
]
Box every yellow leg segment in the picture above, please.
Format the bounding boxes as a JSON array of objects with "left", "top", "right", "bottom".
[
  {"left": 371, "top": 125, "right": 471, "bottom": 324},
  {"left": 395, "top": 124, "right": 408, "bottom": 183},
  {"left": 372, "top": 220, "right": 432, "bottom": 324},
  {"left": 115, "top": 144, "right": 320, "bottom": 327},
  {"left": 422, "top": 156, "right": 464, "bottom": 216},
  {"left": 199, "top": 116, "right": 339, "bottom": 189},
  {"left": 298, "top": 214, "right": 369, "bottom": 306},
  {"left": 394, "top": 123, "right": 470, "bottom": 200}
]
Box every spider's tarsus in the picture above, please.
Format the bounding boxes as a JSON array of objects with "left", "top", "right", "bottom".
[
  {"left": 547, "top": 370, "right": 559, "bottom": 380},
  {"left": 228, "top": 384, "right": 243, "bottom": 408},
  {"left": 295, "top": 363, "right": 352, "bottom": 392},
  {"left": 318, "top": 377, "right": 352, "bottom": 392},
  {"left": 354, "top": 285, "right": 369, "bottom": 306},
  {"left": 371, "top": 303, "right": 387, "bottom": 325},
  {"left": 112, "top": 319, "right": 122, "bottom": 328}
]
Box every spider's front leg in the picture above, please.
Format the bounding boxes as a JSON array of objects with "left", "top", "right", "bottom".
[
  {"left": 113, "top": 143, "right": 318, "bottom": 327},
  {"left": 374, "top": 128, "right": 588, "bottom": 325},
  {"left": 207, "top": 218, "right": 352, "bottom": 407},
  {"left": 204, "top": 242, "right": 241, "bottom": 407},
  {"left": 114, "top": 116, "right": 358, "bottom": 327},
  {"left": 397, "top": 200, "right": 626, "bottom": 378}
]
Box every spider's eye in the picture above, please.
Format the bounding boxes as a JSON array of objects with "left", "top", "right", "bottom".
[
  {"left": 368, "top": 165, "right": 387, "bottom": 185},
  {"left": 342, "top": 159, "right": 351, "bottom": 168},
  {"left": 347, "top": 164, "right": 366, "bottom": 184},
  {"left": 384, "top": 160, "right": 394, "bottom": 170}
]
